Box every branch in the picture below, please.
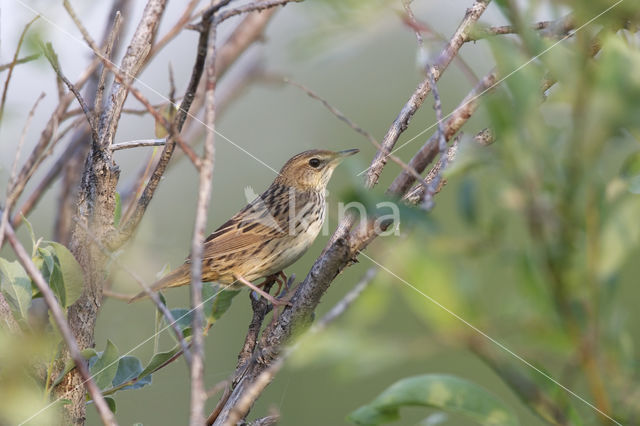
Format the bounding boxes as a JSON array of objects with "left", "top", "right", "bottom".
[
  {"left": 282, "top": 77, "right": 430, "bottom": 192},
  {"left": 10, "top": 117, "right": 88, "bottom": 229},
  {"left": 109, "top": 3, "right": 228, "bottom": 250},
  {"left": 215, "top": 0, "right": 302, "bottom": 24},
  {"left": 7, "top": 57, "right": 100, "bottom": 221},
  {"left": 0, "top": 93, "right": 45, "bottom": 248},
  {"left": 3, "top": 223, "right": 117, "bottom": 426},
  {"left": 0, "top": 16, "right": 39, "bottom": 122},
  {"left": 312, "top": 267, "right": 377, "bottom": 333},
  {"left": 41, "top": 43, "right": 98, "bottom": 143},
  {"left": 111, "top": 138, "right": 167, "bottom": 151},
  {"left": 387, "top": 68, "right": 498, "bottom": 196},
  {"left": 190, "top": 5, "right": 223, "bottom": 424},
  {"left": 210, "top": 269, "right": 376, "bottom": 425},
  {"left": 365, "top": 0, "right": 491, "bottom": 188},
  {"left": 463, "top": 14, "right": 574, "bottom": 42}
]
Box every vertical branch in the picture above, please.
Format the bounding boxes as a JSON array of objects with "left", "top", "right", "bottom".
[
  {"left": 56, "top": 1, "right": 168, "bottom": 424},
  {"left": 190, "top": 14, "right": 219, "bottom": 426}
]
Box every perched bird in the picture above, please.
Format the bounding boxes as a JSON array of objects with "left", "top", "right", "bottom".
[{"left": 130, "top": 148, "right": 359, "bottom": 302}]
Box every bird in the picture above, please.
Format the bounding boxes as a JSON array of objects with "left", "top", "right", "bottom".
[{"left": 130, "top": 148, "right": 359, "bottom": 303}]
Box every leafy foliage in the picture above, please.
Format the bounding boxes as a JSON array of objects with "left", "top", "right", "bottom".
[{"left": 348, "top": 374, "right": 519, "bottom": 426}]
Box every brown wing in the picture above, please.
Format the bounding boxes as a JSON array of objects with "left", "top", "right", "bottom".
[{"left": 200, "top": 192, "right": 288, "bottom": 261}]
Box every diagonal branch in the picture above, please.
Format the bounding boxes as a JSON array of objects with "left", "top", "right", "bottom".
[
  {"left": 3, "top": 222, "right": 117, "bottom": 426},
  {"left": 388, "top": 68, "right": 498, "bottom": 195},
  {"left": 41, "top": 43, "right": 99, "bottom": 143},
  {"left": 215, "top": 0, "right": 302, "bottom": 24},
  {"left": 365, "top": 0, "right": 491, "bottom": 189}
]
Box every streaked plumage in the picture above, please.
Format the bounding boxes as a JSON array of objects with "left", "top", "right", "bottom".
[{"left": 130, "top": 149, "right": 358, "bottom": 302}]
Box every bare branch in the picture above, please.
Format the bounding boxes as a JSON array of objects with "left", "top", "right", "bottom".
[
  {"left": 0, "top": 93, "right": 45, "bottom": 248},
  {"left": 3, "top": 222, "right": 117, "bottom": 426},
  {"left": 109, "top": 2, "right": 231, "bottom": 251},
  {"left": 41, "top": 43, "right": 98, "bottom": 142},
  {"left": 0, "top": 16, "right": 39, "bottom": 122},
  {"left": 94, "top": 11, "right": 123, "bottom": 121},
  {"left": 282, "top": 77, "right": 431, "bottom": 193},
  {"left": 150, "top": 0, "right": 201, "bottom": 58},
  {"left": 420, "top": 66, "right": 447, "bottom": 210},
  {"left": 388, "top": 68, "right": 498, "bottom": 196},
  {"left": 11, "top": 117, "right": 87, "bottom": 229},
  {"left": 403, "top": 140, "right": 459, "bottom": 205},
  {"left": 312, "top": 268, "right": 377, "bottom": 333},
  {"left": 8, "top": 56, "right": 101, "bottom": 224},
  {"left": 463, "top": 14, "right": 574, "bottom": 42},
  {"left": 365, "top": 0, "right": 491, "bottom": 188},
  {"left": 190, "top": 6, "right": 223, "bottom": 424},
  {"left": 112, "top": 138, "right": 167, "bottom": 151},
  {"left": 215, "top": 0, "right": 302, "bottom": 24}
]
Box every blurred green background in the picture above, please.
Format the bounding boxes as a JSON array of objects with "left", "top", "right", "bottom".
[{"left": 1, "top": 0, "right": 639, "bottom": 425}]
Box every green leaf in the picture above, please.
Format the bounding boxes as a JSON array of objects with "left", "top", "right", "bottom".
[
  {"left": 0, "top": 258, "right": 32, "bottom": 321},
  {"left": 598, "top": 198, "right": 640, "bottom": 280},
  {"left": 138, "top": 346, "right": 181, "bottom": 379},
  {"left": 111, "top": 356, "right": 150, "bottom": 391},
  {"left": 37, "top": 246, "right": 66, "bottom": 307},
  {"left": 203, "top": 284, "right": 240, "bottom": 326},
  {"left": 104, "top": 396, "right": 116, "bottom": 414},
  {"left": 113, "top": 192, "right": 122, "bottom": 227},
  {"left": 621, "top": 151, "right": 640, "bottom": 194},
  {"left": 52, "top": 348, "right": 97, "bottom": 388},
  {"left": 348, "top": 374, "right": 519, "bottom": 426},
  {"left": 169, "top": 308, "right": 193, "bottom": 338},
  {"left": 21, "top": 214, "right": 37, "bottom": 256},
  {"left": 43, "top": 242, "right": 83, "bottom": 308},
  {"left": 89, "top": 340, "right": 120, "bottom": 390}
]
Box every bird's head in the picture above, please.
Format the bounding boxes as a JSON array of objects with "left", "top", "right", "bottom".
[{"left": 275, "top": 149, "right": 359, "bottom": 191}]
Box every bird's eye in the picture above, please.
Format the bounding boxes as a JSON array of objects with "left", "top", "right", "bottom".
[{"left": 308, "top": 158, "right": 321, "bottom": 168}]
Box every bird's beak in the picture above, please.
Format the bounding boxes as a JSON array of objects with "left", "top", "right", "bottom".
[{"left": 335, "top": 148, "right": 359, "bottom": 160}]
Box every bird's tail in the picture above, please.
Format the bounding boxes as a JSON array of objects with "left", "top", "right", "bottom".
[{"left": 129, "top": 265, "right": 191, "bottom": 303}]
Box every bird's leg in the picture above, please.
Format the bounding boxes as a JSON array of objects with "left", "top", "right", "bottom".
[{"left": 234, "top": 274, "right": 291, "bottom": 307}]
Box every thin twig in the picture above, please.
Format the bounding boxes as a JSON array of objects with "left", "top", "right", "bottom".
[
  {"left": 282, "top": 77, "right": 431, "bottom": 193},
  {"left": 365, "top": 0, "right": 491, "bottom": 188},
  {"left": 94, "top": 11, "right": 123, "bottom": 121},
  {"left": 190, "top": 10, "right": 220, "bottom": 426},
  {"left": 10, "top": 117, "right": 88, "bottom": 229},
  {"left": 0, "top": 93, "right": 45, "bottom": 248},
  {"left": 312, "top": 267, "right": 377, "bottom": 333},
  {"left": 215, "top": 0, "right": 302, "bottom": 24},
  {"left": 73, "top": 218, "right": 192, "bottom": 365},
  {"left": 3, "top": 222, "right": 117, "bottom": 426},
  {"left": 108, "top": 2, "right": 229, "bottom": 251},
  {"left": 387, "top": 68, "right": 498, "bottom": 196},
  {"left": 112, "top": 138, "right": 167, "bottom": 151},
  {"left": 150, "top": 0, "right": 201, "bottom": 58},
  {"left": 41, "top": 43, "right": 98, "bottom": 143},
  {"left": 8, "top": 56, "right": 101, "bottom": 216},
  {"left": 463, "top": 14, "right": 574, "bottom": 42},
  {"left": 0, "top": 16, "right": 39, "bottom": 122},
  {"left": 421, "top": 66, "right": 447, "bottom": 210}
]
